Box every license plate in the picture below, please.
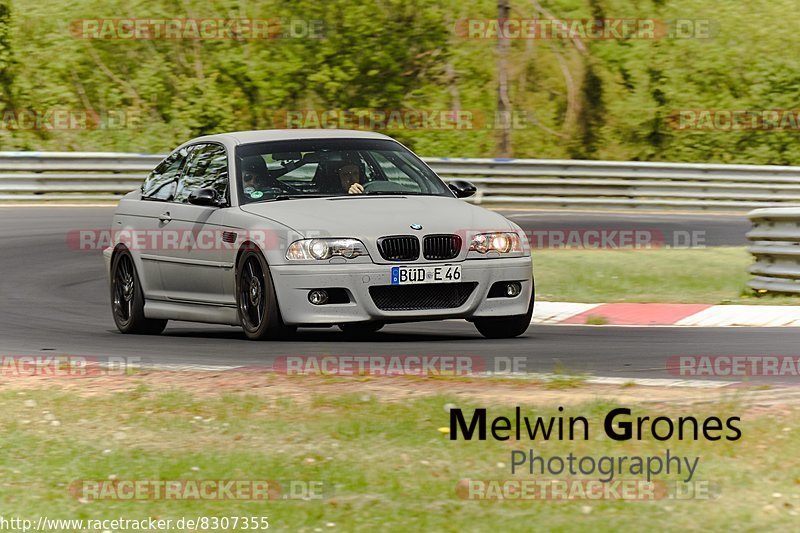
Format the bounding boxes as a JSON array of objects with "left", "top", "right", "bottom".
[{"left": 391, "top": 265, "right": 462, "bottom": 285}]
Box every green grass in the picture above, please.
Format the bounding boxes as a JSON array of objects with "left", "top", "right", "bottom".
[
  {"left": 585, "top": 315, "right": 611, "bottom": 325},
  {"left": 1, "top": 383, "right": 799, "bottom": 531},
  {"left": 533, "top": 246, "right": 800, "bottom": 304},
  {"left": 542, "top": 375, "right": 587, "bottom": 389}
]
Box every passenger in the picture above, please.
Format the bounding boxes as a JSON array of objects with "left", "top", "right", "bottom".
[
  {"left": 242, "top": 170, "right": 257, "bottom": 194},
  {"left": 241, "top": 157, "right": 268, "bottom": 194}
]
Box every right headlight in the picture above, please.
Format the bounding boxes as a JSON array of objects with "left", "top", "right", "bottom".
[
  {"left": 286, "top": 238, "right": 369, "bottom": 260},
  {"left": 469, "top": 232, "right": 522, "bottom": 254}
]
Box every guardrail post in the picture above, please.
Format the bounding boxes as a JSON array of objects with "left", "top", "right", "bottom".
[{"left": 746, "top": 207, "right": 800, "bottom": 295}]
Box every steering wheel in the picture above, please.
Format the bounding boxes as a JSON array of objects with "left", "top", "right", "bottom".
[{"left": 362, "top": 180, "right": 407, "bottom": 193}]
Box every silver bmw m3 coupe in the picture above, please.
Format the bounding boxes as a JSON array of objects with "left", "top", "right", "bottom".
[{"left": 104, "top": 129, "right": 534, "bottom": 340}]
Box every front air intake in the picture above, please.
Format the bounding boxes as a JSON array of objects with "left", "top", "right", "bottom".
[
  {"left": 369, "top": 282, "right": 477, "bottom": 311},
  {"left": 423, "top": 234, "right": 462, "bottom": 260},
  {"left": 378, "top": 236, "right": 420, "bottom": 261}
]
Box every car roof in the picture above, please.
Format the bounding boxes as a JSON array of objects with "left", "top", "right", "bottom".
[{"left": 188, "top": 129, "right": 394, "bottom": 146}]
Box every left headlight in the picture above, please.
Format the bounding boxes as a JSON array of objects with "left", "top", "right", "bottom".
[
  {"left": 286, "top": 238, "right": 369, "bottom": 260},
  {"left": 469, "top": 232, "right": 522, "bottom": 254}
]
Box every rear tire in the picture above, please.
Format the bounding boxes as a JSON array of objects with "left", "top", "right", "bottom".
[
  {"left": 110, "top": 250, "right": 168, "bottom": 335},
  {"left": 338, "top": 322, "right": 385, "bottom": 336},
  {"left": 236, "top": 250, "right": 296, "bottom": 340},
  {"left": 473, "top": 283, "right": 534, "bottom": 339}
]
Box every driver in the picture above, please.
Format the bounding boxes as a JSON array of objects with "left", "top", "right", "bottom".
[{"left": 337, "top": 163, "right": 365, "bottom": 194}]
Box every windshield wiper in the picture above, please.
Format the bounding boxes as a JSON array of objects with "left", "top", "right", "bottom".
[
  {"left": 261, "top": 194, "right": 331, "bottom": 202},
  {"left": 365, "top": 191, "right": 425, "bottom": 196}
]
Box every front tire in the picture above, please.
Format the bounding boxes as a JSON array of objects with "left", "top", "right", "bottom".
[
  {"left": 110, "top": 250, "right": 167, "bottom": 335},
  {"left": 236, "top": 250, "right": 295, "bottom": 340},
  {"left": 473, "top": 284, "right": 534, "bottom": 339}
]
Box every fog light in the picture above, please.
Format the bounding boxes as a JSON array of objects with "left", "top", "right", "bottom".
[
  {"left": 505, "top": 282, "right": 521, "bottom": 297},
  {"left": 308, "top": 289, "right": 329, "bottom": 305}
]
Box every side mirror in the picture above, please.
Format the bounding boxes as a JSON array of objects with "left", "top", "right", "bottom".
[
  {"left": 188, "top": 188, "right": 222, "bottom": 207},
  {"left": 448, "top": 180, "right": 477, "bottom": 198}
]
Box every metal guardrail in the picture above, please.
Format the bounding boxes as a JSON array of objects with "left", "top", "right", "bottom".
[
  {"left": 433, "top": 158, "right": 800, "bottom": 210},
  {"left": 747, "top": 208, "right": 800, "bottom": 294},
  {"left": 2, "top": 151, "right": 800, "bottom": 211},
  {"left": 0, "top": 152, "right": 162, "bottom": 201}
]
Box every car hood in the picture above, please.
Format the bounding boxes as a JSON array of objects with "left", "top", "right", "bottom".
[{"left": 240, "top": 196, "right": 515, "bottom": 239}]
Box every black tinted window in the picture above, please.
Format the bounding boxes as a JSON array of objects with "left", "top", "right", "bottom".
[
  {"left": 174, "top": 144, "right": 229, "bottom": 203},
  {"left": 142, "top": 148, "right": 189, "bottom": 200}
]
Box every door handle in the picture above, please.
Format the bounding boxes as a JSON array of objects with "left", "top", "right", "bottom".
[{"left": 158, "top": 211, "right": 172, "bottom": 223}]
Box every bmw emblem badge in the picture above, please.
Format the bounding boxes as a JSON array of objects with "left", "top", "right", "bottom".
[{"left": 410, "top": 224, "right": 423, "bottom": 230}]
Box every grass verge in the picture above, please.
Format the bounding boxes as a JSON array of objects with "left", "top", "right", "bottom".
[
  {"left": 533, "top": 246, "right": 799, "bottom": 304},
  {"left": 0, "top": 372, "right": 797, "bottom": 531}
]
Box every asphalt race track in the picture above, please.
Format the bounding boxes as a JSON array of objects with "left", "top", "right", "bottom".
[{"left": 0, "top": 206, "right": 793, "bottom": 383}]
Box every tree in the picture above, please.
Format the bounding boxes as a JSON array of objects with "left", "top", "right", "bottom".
[
  {"left": 496, "top": 0, "right": 511, "bottom": 156},
  {"left": 0, "top": 1, "right": 15, "bottom": 126}
]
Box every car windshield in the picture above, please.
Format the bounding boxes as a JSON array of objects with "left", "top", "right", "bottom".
[{"left": 235, "top": 138, "right": 453, "bottom": 204}]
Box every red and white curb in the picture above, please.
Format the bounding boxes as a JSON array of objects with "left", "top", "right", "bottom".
[{"left": 534, "top": 301, "right": 800, "bottom": 327}]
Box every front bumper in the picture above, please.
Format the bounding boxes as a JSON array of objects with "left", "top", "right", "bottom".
[{"left": 270, "top": 257, "right": 533, "bottom": 325}]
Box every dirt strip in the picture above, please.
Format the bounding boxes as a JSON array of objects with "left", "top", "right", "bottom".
[{"left": 0, "top": 370, "right": 793, "bottom": 413}]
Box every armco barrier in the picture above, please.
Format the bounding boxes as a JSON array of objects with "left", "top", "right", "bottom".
[
  {"left": 2, "top": 152, "right": 800, "bottom": 211},
  {"left": 0, "top": 152, "right": 162, "bottom": 201},
  {"left": 747, "top": 207, "right": 800, "bottom": 294}
]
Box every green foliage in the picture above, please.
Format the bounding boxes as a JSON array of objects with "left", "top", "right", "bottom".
[
  {"left": 2, "top": 0, "right": 799, "bottom": 163},
  {"left": 0, "top": 1, "right": 14, "bottom": 109}
]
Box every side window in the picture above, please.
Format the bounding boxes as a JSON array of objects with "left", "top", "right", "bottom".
[
  {"left": 174, "top": 144, "right": 229, "bottom": 204},
  {"left": 142, "top": 148, "right": 189, "bottom": 200}
]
